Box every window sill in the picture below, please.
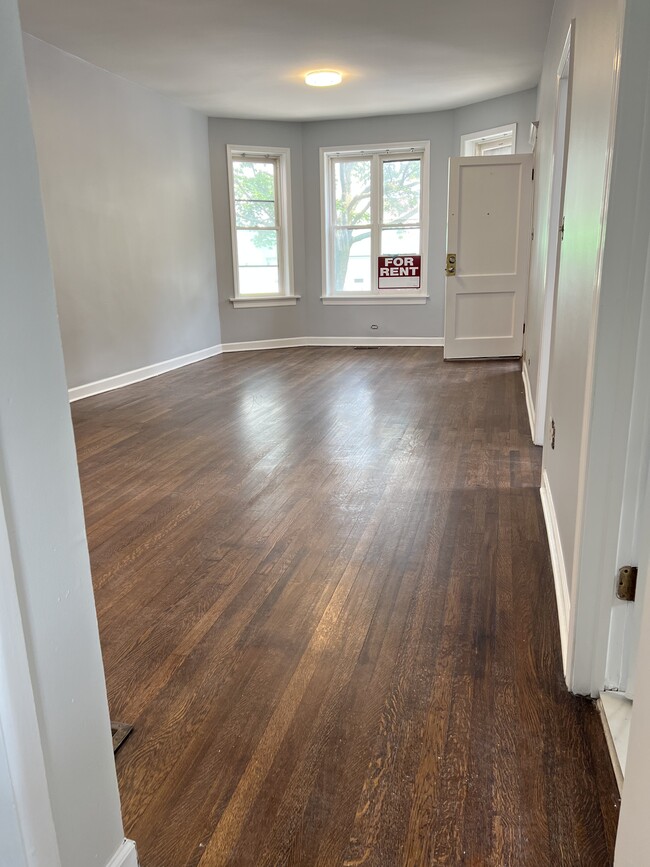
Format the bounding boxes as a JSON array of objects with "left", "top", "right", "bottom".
[
  {"left": 229, "top": 295, "right": 301, "bottom": 309},
  {"left": 320, "top": 294, "right": 429, "bottom": 306}
]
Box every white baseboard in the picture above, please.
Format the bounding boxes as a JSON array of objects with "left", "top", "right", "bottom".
[
  {"left": 221, "top": 337, "right": 306, "bottom": 352},
  {"left": 68, "top": 345, "right": 223, "bottom": 402},
  {"left": 521, "top": 362, "right": 537, "bottom": 443},
  {"left": 105, "top": 839, "right": 139, "bottom": 867},
  {"left": 539, "top": 468, "right": 571, "bottom": 671},
  {"left": 306, "top": 336, "right": 443, "bottom": 347},
  {"left": 69, "top": 337, "right": 444, "bottom": 401},
  {"left": 221, "top": 336, "right": 443, "bottom": 352}
]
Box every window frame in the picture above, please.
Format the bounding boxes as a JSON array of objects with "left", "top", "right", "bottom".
[
  {"left": 320, "top": 141, "right": 430, "bottom": 305},
  {"left": 226, "top": 144, "right": 298, "bottom": 308},
  {"left": 460, "top": 123, "right": 517, "bottom": 157}
]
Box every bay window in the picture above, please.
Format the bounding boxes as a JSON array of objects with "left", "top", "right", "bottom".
[{"left": 321, "top": 142, "right": 429, "bottom": 304}]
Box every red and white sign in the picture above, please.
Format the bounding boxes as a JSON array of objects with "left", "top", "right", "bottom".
[{"left": 377, "top": 255, "right": 421, "bottom": 290}]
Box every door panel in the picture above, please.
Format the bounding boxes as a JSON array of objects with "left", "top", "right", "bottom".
[{"left": 444, "top": 155, "right": 534, "bottom": 359}]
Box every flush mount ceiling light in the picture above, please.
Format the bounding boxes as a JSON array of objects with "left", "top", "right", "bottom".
[{"left": 304, "top": 69, "right": 343, "bottom": 87}]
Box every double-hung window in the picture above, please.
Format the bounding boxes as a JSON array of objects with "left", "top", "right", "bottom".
[
  {"left": 321, "top": 141, "right": 429, "bottom": 303},
  {"left": 227, "top": 145, "right": 297, "bottom": 307}
]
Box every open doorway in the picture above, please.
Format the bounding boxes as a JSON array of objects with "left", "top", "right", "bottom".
[{"left": 531, "top": 24, "right": 574, "bottom": 446}]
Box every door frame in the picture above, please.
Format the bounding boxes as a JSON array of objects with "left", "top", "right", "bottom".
[
  {"left": 531, "top": 24, "right": 575, "bottom": 447},
  {"left": 565, "top": 0, "right": 650, "bottom": 696}
]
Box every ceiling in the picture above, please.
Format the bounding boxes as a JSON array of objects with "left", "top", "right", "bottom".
[{"left": 19, "top": 0, "right": 554, "bottom": 121}]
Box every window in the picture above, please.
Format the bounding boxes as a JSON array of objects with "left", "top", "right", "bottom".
[
  {"left": 227, "top": 145, "right": 297, "bottom": 307},
  {"left": 460, "top": 124, "right": 517, "bottom": 157},
  {"left": 321, "top": 142, "right": 430, "bottom": 304}
]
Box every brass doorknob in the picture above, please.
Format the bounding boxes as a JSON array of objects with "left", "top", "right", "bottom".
[{"left": 445, "top": 253, "right": 457, "bottom": 276}]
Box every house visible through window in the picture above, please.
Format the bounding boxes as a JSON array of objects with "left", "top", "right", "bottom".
[
  {"left": 227, "top": 145, "right": 295, "bottom": 306},
  {"left": 321, "top": 142, "right": 429, "bottom": 303},
  {"left": 460, "top": 123, "right": 517, "bottom": 157}
]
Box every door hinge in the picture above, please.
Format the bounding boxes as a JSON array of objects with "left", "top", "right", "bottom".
[
  {"left": 560, "top": 216, "right": 565, "bottom": 240},
  {"left": 617, "top": 566, "right": 638, "bottom": 602},
  {"left": 532, "top": 167, "right": 535, "bottom": 181},
  {"left": 523, "top": 322, "right": 526, "bottom": 334}
]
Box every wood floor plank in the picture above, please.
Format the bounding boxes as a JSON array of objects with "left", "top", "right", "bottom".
[{"left": 72, "top": 347, "right": 620, "bottom": 867}]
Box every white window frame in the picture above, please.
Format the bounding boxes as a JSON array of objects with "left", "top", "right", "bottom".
[
  {"left": 226, "top": 144, "right": 298, "bottom": 308},
  {"left": 460, "top": 123, "right": 517, "bottom": 157},
  {"left": 320, "top": 141, "right": 430, "bottom": 305}
]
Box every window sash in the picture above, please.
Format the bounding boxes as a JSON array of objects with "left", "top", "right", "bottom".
[
  {"left": 326, "top": 149, "right": 424, "bottom": 295},
  {"left": 228, "top": 148, "right": 293, "bottom": 299}
]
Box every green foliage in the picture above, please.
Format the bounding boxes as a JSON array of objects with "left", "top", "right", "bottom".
[{"left": 234, "top": 160, "right": 277, "bottom": 250}]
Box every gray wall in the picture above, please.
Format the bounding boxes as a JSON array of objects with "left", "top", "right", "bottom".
[
  {"left": 208, "top": 118, "right": 307, "bottom": 344},
  {"left": 1, "top": 1, "right": 125, "bottom": 863},
  {"left": 23, "top": 35, "right": 221, "bottom": 389},
  {"left": 452, "top": 88, "right": 537, "bottom": 155},
  {"left": 209, "top": 88, "right": 537, "bottom": 344}
]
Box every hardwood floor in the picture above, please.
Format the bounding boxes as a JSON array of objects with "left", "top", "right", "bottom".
[{"left": 72, "top": 347, "right": 620, "bottom": 866}]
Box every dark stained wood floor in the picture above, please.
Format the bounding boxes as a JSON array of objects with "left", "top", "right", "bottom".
[{"left": 72, "top": 347, "right": 620, "bottom": 867}]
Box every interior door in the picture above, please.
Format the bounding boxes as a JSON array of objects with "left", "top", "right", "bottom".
[{"left": 444, "top": 155, "right": 534, "bottom": 359}]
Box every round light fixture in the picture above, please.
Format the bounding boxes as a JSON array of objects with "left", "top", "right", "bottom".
[{"left": 304, "top": 69, "right": 343, "bottom": 87}]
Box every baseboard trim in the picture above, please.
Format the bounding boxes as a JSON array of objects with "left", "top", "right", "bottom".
[
  {"left": 221, "top": 337, "right": 306, "bottom": 352},
  {"left": 522, "top": 362, "right": 536, "bottom": 443},
  {"left": 221, "top": 336, "right": 443, "bottom": 352},
  {"left": 306, "top": 336, "right": 444, "bottom": 347},
  {"left": 597, "top": 696, "right": 624, "bottom": 792},
  {"left": 105, "top": 839, "right": 139, "bottom": 867},
  {"left": 69, "top": 337, "right": 444, "bottom": 400},
  {"left": 539, "top": 468, "right": 571, "bottom": 671},
  {"left": 68, "top": 345, "right": 223, "bottom": 402}
]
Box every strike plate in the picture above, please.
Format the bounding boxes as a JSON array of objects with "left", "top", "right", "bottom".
[{"left": 616, "top": 566, "right": 638, "bottom": 602}]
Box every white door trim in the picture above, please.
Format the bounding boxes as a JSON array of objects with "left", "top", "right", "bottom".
[
  {"left": 0, "top": 487, "right": 61, "bottom": 867},
  {"left": 532, "top": 24, "right": 575, "bottom": 447},
  {"left": 565, "top": 2, "right": 650, "bottom": 695}
]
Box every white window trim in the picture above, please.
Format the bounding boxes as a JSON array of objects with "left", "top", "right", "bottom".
[
  {"left": 320, "top": 141, "right": 430, "bottom": 304},
  {"left": 460, "top": 123, "right": 517, "bottom": 157},
  {"left": 227, "top": 144, "right": 297, "bottom": 308}
]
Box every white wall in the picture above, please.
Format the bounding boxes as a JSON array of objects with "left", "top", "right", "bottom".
[
  {"left": 0, "top": 1, "right": 128, "bottom": 864},
  {"left": 616, "top": 572, "right": 650, "bottom": 864},
  {"left": 208, "top": 89, "right": 537, "bottom": 344},
  {"left": 522, "top": 0, "right": 625, "bottom": 671},
  {"left": 0, "top": 725, "right": 27, "bottom": 867},
  {"left": 23, "top": 35, "right": 221, "bottom": 390}
]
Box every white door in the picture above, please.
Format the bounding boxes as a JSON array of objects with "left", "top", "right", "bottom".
[{"left": 444, "top": 155, "right": 534, "bottom": 359}]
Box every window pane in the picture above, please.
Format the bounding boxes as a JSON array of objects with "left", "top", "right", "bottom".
[
  {"left": 236, "top": 229, "right": 279, "bottom": 295},
  {"left": 382, "top": 159, "right": 421, "bottom": 224},
  {"left": 477, "top": 142, "right": 513, "bottom": 156},
  {"left": 233, "top": 160, "right": 275, "bottom": 200},
  {"left": 233, "top": 159, "right": 276, "bottom": 227},
  {"left": 334, "top": 159, "right": 371, "bottom": 226},
  {"left": 334, "top": 229, "right": 371, "bottom": 292},
  {"left": 235, "top": 200, "right": 275, "bottom": 227},
  {"left": 381, "top": 227, "right": 420, "bottom": 255}
]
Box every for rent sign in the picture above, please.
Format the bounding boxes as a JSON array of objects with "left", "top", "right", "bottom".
[{"left": 377, "top": 255, "right": 421, "bottom": 290}]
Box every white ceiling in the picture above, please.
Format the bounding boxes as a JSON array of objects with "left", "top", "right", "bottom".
[{"left": 18, "top": 0, "right": 554, "bottom": 121}]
